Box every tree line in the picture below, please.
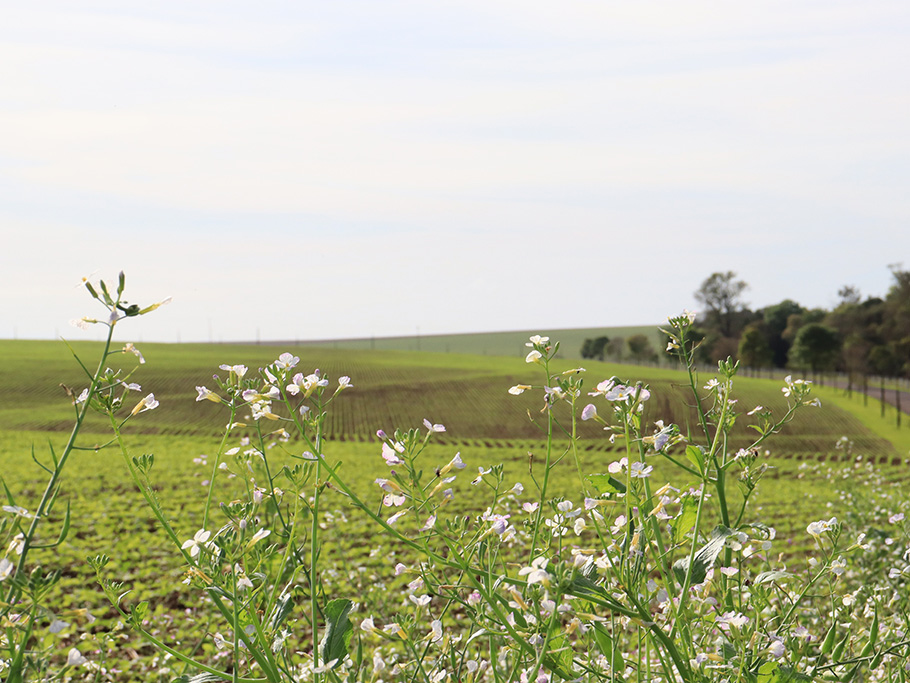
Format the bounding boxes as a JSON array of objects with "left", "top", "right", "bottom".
[
  {"left": 691, "top": 267, "right": 910, "bottom": 423},
  {"left": 580, "top": 266, "right": 909, "bottom": 420}
]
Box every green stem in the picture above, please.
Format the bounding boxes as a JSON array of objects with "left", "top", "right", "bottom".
[{"left": 5, "top": 322, "right": 117, "bottom": 605}]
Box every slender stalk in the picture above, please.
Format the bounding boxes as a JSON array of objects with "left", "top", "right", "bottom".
[{"left": 5, "top": 322, "right": 117, "bottom": 605}]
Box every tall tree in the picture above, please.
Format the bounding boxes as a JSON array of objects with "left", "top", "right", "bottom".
[
  {"left": 761, "top": 299, "right": 805, "bottom": 368},
  {"left": 738, "top": 324, "right": 773, "bottom": 371},
  {"left": 789, "top": 323, "right": 841, "bottom": 378},
  {"left": 627, "top": 334, "right": 658, "bottom": 364},
  {"left": 694, "top": 271, "right": 749, "bottom": 337}
]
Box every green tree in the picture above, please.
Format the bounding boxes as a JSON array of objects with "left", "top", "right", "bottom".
[
  {"left": 737, "top": 324, "right": 773, "bottom": 371},
  {"left": 580, "top": 335, "right": 610, "bottom": 360},
  {"left": 627, "top": 334, "right": 658, "bottom": 364},
  {"left": 694, "top": 271, "right": 749, "bottom": 337},
  {"left": 761, "top": 299, "right": 804, "bottom": 368},
  {"left": 790, "top": 323, "right": 841, "bottom": 377}
]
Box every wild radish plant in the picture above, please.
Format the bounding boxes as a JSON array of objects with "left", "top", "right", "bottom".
[{"left": 0, "top": 273, "right": 169, "bottom": 682}]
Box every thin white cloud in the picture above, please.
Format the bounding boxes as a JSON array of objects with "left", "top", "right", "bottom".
[{"left": 1, "top": 1, "right": 908, "bottom": 341}]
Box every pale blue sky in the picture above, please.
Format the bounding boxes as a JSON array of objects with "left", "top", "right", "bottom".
[{"left": 2, "top": 1, "right": 908, "bottom": 342}]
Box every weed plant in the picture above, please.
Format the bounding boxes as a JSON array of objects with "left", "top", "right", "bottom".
[{"left": 1, "top": 276, "right": 909, "bottom": 682}]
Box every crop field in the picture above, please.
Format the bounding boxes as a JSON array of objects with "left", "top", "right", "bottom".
[
  {"left": 270, "top": 325, "right": 667, "bottom": 362},
  {"left": 0, "top": 340, "right": 900, "bottom": 458},
  {"left": 2, "top": 335, "right": 909, "bottom": 680}
]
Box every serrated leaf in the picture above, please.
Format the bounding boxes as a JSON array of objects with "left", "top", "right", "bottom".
[
  {"left": 591, "top": 623, "right": 625, "bottom": 676},
  {"left": 672, "top": 525, "right": 733, "bottom": 585},
  {"left": 757, "top": 661, "right": 781, "bottom": 683},
  {"left": 541, "top": 634, "right": 578, "bottom": 680},
  {"left": 132, "top": 600, "right": 149, "bottom": 624},
  {"left": 319, "top": 598, "right": 354, "bottom": 668},
  {"left": 672, "top": 495, "right": 697, "bottom": 545},
  {"left": 587, "top": 474, "right": 626, "bottom": 495}
]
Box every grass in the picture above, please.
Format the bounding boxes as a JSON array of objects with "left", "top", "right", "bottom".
[
  {"left": 0, "top": 340, "right": 900, "bottom": 458},
  {"left": 814, "top": 384, "right": 910, "bottom": 458},
  {"left": 2, "top": 333, "right": 909, "bottom": 678},
  {"left": 257, "top": 324, "right": 667, "bottom": 361}
]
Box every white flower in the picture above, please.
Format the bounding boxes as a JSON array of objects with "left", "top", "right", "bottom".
[
  {"left": 219, "top": 364, "right": 249, "bottom": 377},
  {"left": 74, "top": 388, "right": 89, "bottom": 405},
  {"left": 235, "top": 564, "right": 254, "bottom": 591},
  {"left": 381, "top": 442, "right": 404, "bottom": 466},
  {"left": 525, "top": 350, "right": 543, "bottom": 364},
  {"left": 716, "top": 611, "right": 749, "bottom": 630},
  {"left": 275, "top": 353, "right": 299, "bottom": 369},
  {"left": 0, "top": 557, "right": 14, "bottom": 581},
  {"left": 526, "top": 335, "right": 549, "bottom": 347},
  {"left": 181, "top": 529, "right": 212, "bottom": 558},
  {"left": 608, "top": 457, "right": 628, "bottom": 474},
  {"left": 581, "top": 404, "right": 597, "bottom": 421},
  {"left": 250, "top": 528, "right": 271, "bottom": 545},
  {"left": 830, "top": 556, "right": 847, "bottom": 576},
  {"left": 49, "top": 619, "right": 69, "bottom": 634},
  {"left": 508, "top": 384, "right": 531, "bottom": 395},
  {"left": 122, "top": 342, "right": 146, "bottom": 364},
  {"left": 8, "top": 533, "right": 24, "bottom": 555},
  {"left": 2, "top": 505, "right": 34, "bottom": 519},
  {"left": 423, "top": 418, "right": 446, "bottom": 433},
  {"left": 130, "top": 393, "right": 159, "bottom": 415},
  {"left": 439, "top": 452, "right": 465, "bottom": 475},
  {"left": 66, "top": 648, "right": 87, "bottom": 667},
  {"left": 630, "top": 461, "right": 653, "bottom": 478},
  {"left": 387, "top": 510, "right": 408, "bottom": 525},
  {"left": 518, "top": 557, "right": 550, "bottom": 586},
  {"left": 360, "top": 616, "right": 376, "bottom": 632},
  {"left": 195, "top": 386, "right": 221, "bottom": 403},
  {"left": 409, "top": 594, "right": 431, "bottom": 607},
  {"left": 807, "top": 517, "right": 838, "bottom": 538},
  {"left": 768, "top": 640, "right": 786, "bottom": 659}
]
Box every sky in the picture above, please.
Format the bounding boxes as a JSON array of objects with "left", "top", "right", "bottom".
[{"left": 2, "top": 1, "right": 909, "bottom": 343}]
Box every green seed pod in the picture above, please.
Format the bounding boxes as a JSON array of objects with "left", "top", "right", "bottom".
[
  {"left": 821, "top": 621, "right": 838, "bottom": 655},
  {"left": 870, "top": 651, "right": 883, "bottom": 669},
  {"left": 831, "top": 631, "right": 850, "bottom": 661},
  {"left": 868, "top": 606, "right": 879, "bottom": 648}
]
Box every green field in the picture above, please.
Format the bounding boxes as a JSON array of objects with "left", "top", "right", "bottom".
[
  {"left": 0, "top": 339, "right": 900, "bottom": 458},
  {"left": 257, "top": 324, "right": 667, "bottom": 362},
  {"left": 2, "top": 336, "right": 909, "bottom": 679}
]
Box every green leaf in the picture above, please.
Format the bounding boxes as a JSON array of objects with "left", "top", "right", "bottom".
[
  {"left": 170, "top": 675, "right": 226, "bottom": 683},
  {"left": 757, "top": 661, "right": 781, "bottom": 683},
  {"left": 319, "top": 598, "right": 354, "bottom": 668},
  {"left": 587, "top": 473, "right": 626, "bottom": 495},
  {"left": 685, "top": 444, "right": 705, "bottom": 472},
  {"left": 266, "top": 592, "right": 294, "bottom": 632},
  {"left": 672, "top": 525, "right": 734, "bottom": 585},
  {"left": 541, "top": 634, "right": 578, "bottom": 680},
  {"left": 753, "top": 570, "right": 796, "bottom": 585},
  {"left": 132, "top": 600, "right": 150, "bottom": 624},
  {"left": 672, "top": 495, "right": 697, "bottom": 545},
  {"left": 564, "top": 574, "right": 625, "bottom": 612},
  {"left": 591, "top": 623, "right": 625, "bottom": 675}
]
